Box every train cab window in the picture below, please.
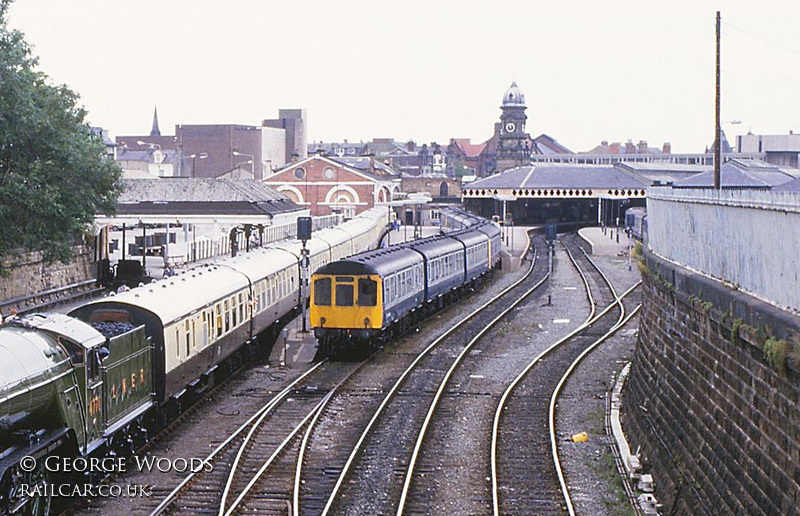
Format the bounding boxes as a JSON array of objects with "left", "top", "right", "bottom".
[
  {"left": 358, "top": 278, "right": 377, "bottom": 306},
  {"left": 58, "top": 338, "right": 85, "bottom": 365},
  {"left": 314, "top": 278, "right": 332, "bottom": 306},
  {"left": 335, "top": 284, "right": 354, "bottom": 306}
]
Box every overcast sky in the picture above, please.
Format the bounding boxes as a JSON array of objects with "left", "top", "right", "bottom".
[{"left": 8, "top": 0, "right": 800, "bottom": 152}]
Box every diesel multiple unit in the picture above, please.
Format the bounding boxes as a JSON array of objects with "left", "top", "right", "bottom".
[{"left": 310, "top": 209, "right": 501, "bottom": 354}]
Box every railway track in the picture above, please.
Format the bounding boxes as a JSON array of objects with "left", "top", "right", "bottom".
[
  {"left": 144, "top": 359, "right": 364, "bottom": 515},
  {"left": 138, "top": 231, "right": 639, "bottom": 516},
  {"left": 142, "top": 233, "right": 539, "bottom": 516},
  {"left": 306, "top": 232, "right": 548, "bottom": 516},
  {"left": 490, "top": 234, "right": 641, "bottom": 516}
]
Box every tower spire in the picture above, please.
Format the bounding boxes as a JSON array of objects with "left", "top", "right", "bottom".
[{"left": 150, "top": 106, "right": 161, "bottom": 137}]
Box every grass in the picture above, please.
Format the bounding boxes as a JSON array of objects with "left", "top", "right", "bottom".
[
  {"left": 590, "top": 446, "right": 637, "bottom": 516},
  {"left": 764, "top": 337, "right": 789, "bottom": 375}
]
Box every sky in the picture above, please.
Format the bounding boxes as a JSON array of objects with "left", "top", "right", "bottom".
[{"left": 7, "top": 0, "right": 800, "bottom": 153}]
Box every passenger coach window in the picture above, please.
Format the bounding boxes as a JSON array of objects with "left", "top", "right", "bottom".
[
  {"left": 336, "top": 284, "right": 354, "bottom": 306},
  {"left": 358, "top": 279, "right": 377, "bottom": 306},
  {"left": 315, "top": 278, "right": 332, "bottom": 306}
]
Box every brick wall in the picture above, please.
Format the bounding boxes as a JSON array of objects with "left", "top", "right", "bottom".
[
  {"left": 264, "top": 156, "right": 378, "bottom": 216},
  {"left": 624, "top": 251, "right": 800, "bottom": 515},
  {"left": 0, "top": 246, "right": 95, "bottom": 307}
]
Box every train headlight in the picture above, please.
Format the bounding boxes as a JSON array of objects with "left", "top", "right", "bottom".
[
  {"left": 320, "top": 317, "right": 326, "bottom": 327},
  {"left": 363, "top": 317, "right": 370, "bottom": 328}
]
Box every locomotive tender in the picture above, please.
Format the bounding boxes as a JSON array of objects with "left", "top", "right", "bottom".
[
  {"left": 0, "top": 207, "right": 388, "bottom": 515},
  {"left": 310, "top": 209, "right": 501, "bottom": 354}
]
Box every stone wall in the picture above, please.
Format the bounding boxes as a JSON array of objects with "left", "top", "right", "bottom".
[
  {"left": 624, "top": 251, "right": 800, "bottom": 515},
  {"left": 0, "top": 246, "right": 95, "bottom": 308}
]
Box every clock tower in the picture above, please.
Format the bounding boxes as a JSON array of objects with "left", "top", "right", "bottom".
[{"left": 496, "top": 82, "right": 530, "bottom": 172}]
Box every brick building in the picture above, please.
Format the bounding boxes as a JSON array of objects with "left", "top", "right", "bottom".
[
  {"left": 447, "top": 83, "right": 573, "bottom": 178},
  {"left": 263, "top": 155, "right": 400, "bottom": 217},
  {"left": 116, "top": 108, "right": 304, "bottom": 180},
  {"left": 400, "top": 175, "right": 461, "bottom": 201}
]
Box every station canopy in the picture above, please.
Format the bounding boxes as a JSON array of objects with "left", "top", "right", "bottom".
[{"left": 462, "top": 164, "right": 650, "bottom": 200}]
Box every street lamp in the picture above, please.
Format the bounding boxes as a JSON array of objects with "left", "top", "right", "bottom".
[
  {"left": 232, "top": 150, "right": 255, "bottom": 175},
  {"left": 136, "top": 140, "right": 161, "bottom": 150},
  {"left": 179, "top": 152, "right": 208, "bottom": 178}
]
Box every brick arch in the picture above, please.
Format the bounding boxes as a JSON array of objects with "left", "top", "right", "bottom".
[
  {"left": 277, "top": 185, "right": 304, "bottom": 204},
  {"left": 378, "top": 185, "right": 393, "bottom": 202},
  {"left": 325, "top": 184, "right": 360, "bottom": 205}
]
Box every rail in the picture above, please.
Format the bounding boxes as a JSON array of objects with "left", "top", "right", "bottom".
[
  {"left": 0, "top": 279, "right": 102, "bottom": 316},
  {"left": 318, "top": 229, "right": 540, "bottom": 516}
]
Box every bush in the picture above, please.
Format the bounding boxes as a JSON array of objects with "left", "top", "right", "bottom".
[{"left": 764, "top": 337, "right": 789, "bottom": 375}]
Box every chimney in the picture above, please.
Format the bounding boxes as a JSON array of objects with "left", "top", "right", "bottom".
[
  {"left": 407, "top": 140, "right": 416, "bottom": 152},
  {"left": 625, "top": 140, "right": 635, "bottom": 154},
  {"left": 662, "top": 142, "right": 671, "bottom": 154},
  {"left": 369, "top": 153, "right": 375, "bottom": 174},
  {"left": 638, "top": 140, "right": 648, "bottom": 153}
]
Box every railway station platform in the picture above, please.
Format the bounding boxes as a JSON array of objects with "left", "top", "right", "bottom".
[{"left": 577, "top": 227, "right": 633, "bottom": 256}]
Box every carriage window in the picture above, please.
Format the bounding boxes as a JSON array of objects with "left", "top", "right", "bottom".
[
  {"left": 336, "top": 284, "right": 354, "bottom": 306},
  {"left": 185, "top": 320, "right": 191, "bottom": 356},
  {"left": 358, "top": 279, "right": 377, "bottom": 306},
  {"left": 315, "top": 278, "right": 332, "bottom": 306},
  {"left": 224, "top": 300, "right": 230, "bottom": 332}
]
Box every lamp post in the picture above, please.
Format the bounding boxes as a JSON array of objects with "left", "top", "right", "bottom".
[
  {"left": 232, "top": 151, "right": 256, "bottom": 176},
  {"left": 179, "top": 152, "right": 208, "bottom": 178},
  {"left": 136, "top": 140, "right": 161, "bottom": 150}
]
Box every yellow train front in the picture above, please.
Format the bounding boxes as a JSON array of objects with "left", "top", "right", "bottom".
[{"left": 310, "top": 246, "right": 425, "bottom": 355}]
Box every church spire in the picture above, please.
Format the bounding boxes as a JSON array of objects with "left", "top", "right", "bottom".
[{"left": 150, "top": 106, "right": 161, "bottom": 137}]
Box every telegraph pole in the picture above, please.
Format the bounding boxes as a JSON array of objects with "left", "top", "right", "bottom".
[{"left": 714, "top": 11, "right": 721, "bottom": 189}]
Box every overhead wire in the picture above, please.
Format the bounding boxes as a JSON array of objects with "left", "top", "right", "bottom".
[{"left": 724, "top": 21, "right": 800, "bottom": 56}]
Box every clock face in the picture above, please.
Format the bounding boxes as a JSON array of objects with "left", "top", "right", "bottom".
[{"left": 505, "top": 122, "right": 516, "bottom": 133}]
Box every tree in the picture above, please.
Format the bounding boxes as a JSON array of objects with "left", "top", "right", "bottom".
[{"left": 0, "top": 0, "right": 121, "bottom": 274}]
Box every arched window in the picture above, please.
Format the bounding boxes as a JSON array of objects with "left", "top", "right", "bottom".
[{"left": 440, "top": 182, "right": 449, "bottom": 197}]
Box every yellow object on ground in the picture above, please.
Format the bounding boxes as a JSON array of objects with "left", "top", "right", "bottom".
[{"left": 571, "top": 432, "right": 589, "bottom": 443}]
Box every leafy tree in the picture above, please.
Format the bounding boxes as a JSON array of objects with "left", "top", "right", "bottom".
[{"left": 0, "top": 0, "right": 121, "bottom": 274}]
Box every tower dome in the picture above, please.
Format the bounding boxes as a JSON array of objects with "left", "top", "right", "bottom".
[{"left": 502, "top": 82, "right": 526, "bottom": 107}]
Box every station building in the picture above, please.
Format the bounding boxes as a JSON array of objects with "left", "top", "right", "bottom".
[{"left": 463, "top": 164, "right": 652, "bottom": 227}]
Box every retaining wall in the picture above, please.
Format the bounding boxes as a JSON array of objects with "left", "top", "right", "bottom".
[
  {"left": 0, "top": 246, "right": 95, "bottom": 308},
  {"left": 624, "top": 251, "right": 800, "bottom": 515}
]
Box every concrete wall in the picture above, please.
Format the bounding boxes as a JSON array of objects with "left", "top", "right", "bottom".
[
  {"left": 647, "top": 187, "right": 800, "bottom": 312},
  {"left": 625, "top": 251, "right": 800, "bottom": 515},
  {"left": 261, "top": 126, "right": 286, "bottom": 170}
]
